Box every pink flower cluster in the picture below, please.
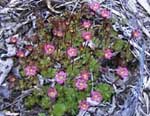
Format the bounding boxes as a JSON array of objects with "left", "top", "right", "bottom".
[
  {"left": 132, "top": 29, "right": 141, "bottom": 38},
  {"left": 82, "top": 31, "right": 92, "bottom": 41},
  {"left": 80, "top": 70, "right": 90, "bottom": 81},
  {"left": 82, "top": 20, "right": 92, "bottom": 29},
  {"left": 79, "top": 91, "right": 103, "bottom": 111},
  {"left": 44, "top": 43, "right": 55, "bottom": 55},
  {"left": 116, "top": 67, "right": 129, "bottom": 79},
  {"left": 10, "top": 36, "right": 17, "bottom": 44},
  {"left": 104, "top": 49, "right": 113, "bottom": 60},
  {"left": 75, "top": 78, "right": 88, "bottom": 90},
  {"left": 100, "top": 9, "right": 111, "bottom": 19},
  {"left": 53, "top": 29, "right": 65, "bottom": 37},
  {"left": 17, "top": 0, "right": 133, "bottom": 113},
  {"left": 24, "top": 65, "right": 38, "bottom": 77},
  {"left": 89, "top": 2, "right": 111, "bottom": 19},
  {"left": 67, "top": 47, "right": 78, "bottom": 58},
  {"left": 79, "top": 100, "right": 89, "bottom": 111},
  {"left": 91, "top": 91, "right": 103, "bottom": 103},
  {"left": 89, "top": 2, "right": 100, "bottom": 12},
  {"left": 16, "top": 50, "right": 25, "bottom": 58},
  {"left": 75, "top": 70, "right": 90, "bottom": 90},
  {"left": 26, "top": 45, "right": 33, "bottom": 52},
  {"left": 55, "top": 71, "right": 67, "bottom": 84},
  {"left": 47, "top": 87, "right": 58, "bottom": 99},
  {"left": 48, "top": 69, "right": 103, "bottom": 111}
]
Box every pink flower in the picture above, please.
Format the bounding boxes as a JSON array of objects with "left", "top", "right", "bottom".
[
  {"left": 16, "top": 50, "right": 25, "bottom": 58},
  {"left": 79, "top": 100, "right": 89, "bottom": 111},
  {"left": 82, "top": 31, "right": 92, "bottom": 41},
  {"left": 75, "top": 78, "right": 88, "bottom": 90},
  {"left": 104, "top": 49, "right": 113, "bottom": 59},
  {"left": 55, "top": 71, "right": 67, "bottom": 84},
  {"left": 82, "top": 20, "right": 92, "bottom": 29},
  {"left": 91, "top": 91, "right": 103, "bottom": 103},
  {"left": 67, "top": 47, "right": 78, "bottom": 58},
  {"left": 132, "top": 29, "right": 141, "bottom": 38},
  {"left": 26, "top": 45, "right": 33, "bottom": 52},
  {"left": 53, "top": 29, "right": 65, "bottom": 37},
  {"left": 89, "top": 2, "right": 100, "bottom": 11},
  {"left": 80, "top": 70, "right": 90, "bottom": 81},
  {"left": 24, "top": 65, "right": 38, "bottom": 76},
  {"left": 100, "top": 9, "right": 111, "bottom": 19},
  {"left": 116, "top": 67, "right": 129, "bottom": 79},
  {"left": 99, "top": 67, "right": 108, "bottom": 73},
  {"left": 44, "top": 43, "right": 55, "bottom": 55},
  {"left": 47, "top": 87, "right": 57, "bottom": 98},
  {"left": 10, "top": 37, "right": 17, "bottom": 44}
]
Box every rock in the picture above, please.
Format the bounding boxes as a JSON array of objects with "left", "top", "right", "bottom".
[
  {"left": 0, "top": 0, "right": 10, "bottom": 7},
  {"left": 0, "top": 86, "right": 10, "bottom": 98},
  {"left": 0, "top": 112, "right": 5, "bottom": 116},
  {"left": 0, "top": 44, "right": 16, "bottom": 58},
  {"left": 0, "top": 58, "right": 13, "bottom": 85}
]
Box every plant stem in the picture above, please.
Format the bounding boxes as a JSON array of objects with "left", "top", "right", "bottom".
[{"left": 71, "top": 58, "right": 74, "bottom": 70}]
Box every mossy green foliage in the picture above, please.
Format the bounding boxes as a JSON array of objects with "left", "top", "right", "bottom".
[
  {"left": 14, "top": 3, "right": 136, "bottom": 116},
  {"left": 38, "top": 113, "right": 46, "bottom": 116},
  {"left": 95, "top": 83, "right": 113, "bottom": 101},
  {"left": 24, "top": 83, "right": 111, "bottom": 115}
]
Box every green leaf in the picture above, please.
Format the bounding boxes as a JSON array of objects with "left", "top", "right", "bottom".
[
  {"left": 65, "top": 88, "right": 77, "bottom": 102},
  {"left": 125, "top": 45, "right": 133, "bottom": 62},
  {"left": 39, "top": 29, "right": 46, "bottom": 38},
  {"left": 113, "top": 39, "right": 125, "bottom": 51},
  {"left": 93, "top": 37, "right": 101, "bottom": 48},
  {"left": 110, "top": 29, "right": 118, "bottom": 38},
  {"left": 74, "top": 37, "right": 83, "bottom": 47},
  {"left": 67, "top": 65, "right": 79, "bottom": 77},
  {"left": 33, "top": 89, "right": 44, "bottom": 96},
  {"left": 52, "top": 103, "right": 66, "bottom": 116},
  {"left": 95, "top": 50, "right": 103, "bottom": 58},
  {"left": 126, "top": 51, "right": 133, "bottom": 62},
  {"left": 38, "top": 113, "right": 46, "bottom": 116},
  {"left": 25, "top": 95, "right": 37, "bottom": 108},
  {"left": 95, "top": 83, "right": 113, "bottom": 101},
  {"left": 41, "top": 68, "right": 56, "bottom": 78},
  {"left": 41, "top": 70, "right": 48, "bottom": 77},
  {"left": 89, "top": 58, "right": 99, "bottom": 71},
  {"left": 81, "top": 52, "right": 90, "bottom": 64},
  {"left": 20, "top": 70, "right": 25, "bottom": 77},
  {"left": 40, "top": 96, "right": 51, "bottom": 109},
  {"left": 77, "top": 91, "right": 89, "bottom": 101},
  {"left": 64, "top": 87, "right": 74, "bottom": 95},
  {"left": 39, "top": 57, "right": 51, "bottom": 67},
  {"left": 65, "top": 102, "right": 78, "bottom": 115},
  {"left": 65, "top": 32, "right": 71, "bottom": 40},
  {"left": 47, "top": 68, "right": 57, "bottom": 77}
]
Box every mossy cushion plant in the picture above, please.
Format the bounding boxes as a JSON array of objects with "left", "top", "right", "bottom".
[{"left": 12, "top": 1, "right": 138, "bottom": 116}]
